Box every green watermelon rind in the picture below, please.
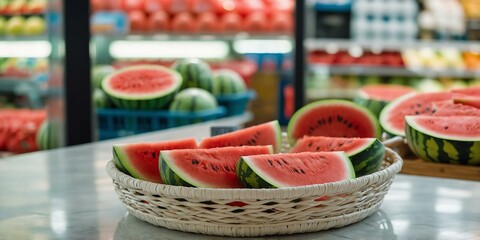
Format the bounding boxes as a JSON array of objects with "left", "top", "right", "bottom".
[
  {"left": 348, "top": 138, "right": 385, "bottom": 177},
  {"left": 160, "top": 145, "right": 275, "bottom": 188},
  {"left": 102, "top": 65, "right": 183, "bottom": 110},
  {"left": 173, "top": 59, "right": 213, "bottom": 92},
  {"left": 353, "top": 91, "right": 388, "bottom": 118},
  {"left": 212, "top": 69, "right": 247, "bottom": 96},
  {"left": 113, "top": 144, "right": 144, "bottom": 179},
  {"left": 287, "top": 99, "right": 382, "bottom": 145},
  {"left": 405, "top": 116, "right": 480, "bottom": 165},
  {"left": 113, "top": 147, "right": 130, "bottom": 175},
  {"left": 37, "top": 121, "right": 60, "bottom": 150},
  {"left": 238, "top": 152, "right": 355, "bottom": 188}
]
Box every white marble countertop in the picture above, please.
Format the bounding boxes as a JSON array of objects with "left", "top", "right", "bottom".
[{"left": 0, "top": 114, "right": 479, "bottom": 240}]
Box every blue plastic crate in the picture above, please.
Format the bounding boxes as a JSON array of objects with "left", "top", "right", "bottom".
[
  {"left": 96, "top": 107, "right": 226, "bottom": 140},
  {"left": 215, "top": 90, "right": 256, "bottom": 117}
]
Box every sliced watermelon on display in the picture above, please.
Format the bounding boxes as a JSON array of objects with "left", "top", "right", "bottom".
[
  {"left": 453, "top": 96, "right": 480, "bottom": 109},
  {"left": 379, "top": 92, "right": 453, "bottom": 137},
  {"left": 405, "top": 116, "right": 480, "bottom": 165},
  {"left": 199, "top": 120, "right": 282, "bottom": 153},
  {"left": 354, "top": 84, "right": 416, "bottom": 117},
  {"left": 451, "top": 86, "right": 480, "bottom": 96},
  {"left": 236, "top": 152, "right": 355, "bottom": 188},
  {"left": 160, "top": 145, "right": 274, "bottom": 188},
  {"left": 287, "top": 99, "right": 381, "bottom": 144},
  {"left": 290, "top": 136, "right": 385, "bottom": 177},
  {"left": 102, "top": 65, "right": 183, "bottom": 110},
  {"left": 113, "top": 138, "right": 198, "bottom": 183},
  {"left": 432, "top": 101, "right": 480, "bottom": 116}
]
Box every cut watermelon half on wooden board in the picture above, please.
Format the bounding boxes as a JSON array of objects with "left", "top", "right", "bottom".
[
  {"left": 113, "top": 138, "right": 198, "bottom": 183},
  {"left": 290, "top": 136, "right": 385, "bottom": 177},
  {"left": 405, "top": 116, "right": 480, "bottom": 165},
  {"left": 160, "top": 145, "right": 274, "bottom": 188},
  {"left": 236, "top": 152, "right": 355, "bottom": 188},
  {"left": 287, "top": 99, "right": 381, "bottom": 144},
  {"left": 199, "top": 120, "right": 282, "bottom": 153}
]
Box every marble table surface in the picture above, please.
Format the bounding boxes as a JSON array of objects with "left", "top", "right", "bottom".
[{"left": 1, "top": 115, "right": 479, "bottom": 240}]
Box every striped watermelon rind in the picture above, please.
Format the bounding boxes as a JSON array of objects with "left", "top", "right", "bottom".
[
  {"left": 36, "top": 120, "right": 60, "bottom": 150},
  {"left": 102, "top": 65, "right": 183, "bottom": 110},
  {"left": 348, "top": 138, "right": 385, "bottom": 176},
  {"left": 354, "top": 85, "right": 415, "bottom": 118},
  {"left": 405, "top": 116, "right": 480, "bottom": 165},
  {"left": 173, "top": 59, "right": 213, "bottom": 92},
  {"left": 169, "top": 88, "right": 218, "bottom": 112},
  {"left": 212, "top": 69, "right": 246, "bottom": 96}
]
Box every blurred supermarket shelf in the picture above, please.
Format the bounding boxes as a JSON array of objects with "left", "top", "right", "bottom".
[
  {"left": 0, "top": 35, "right": 48, "bottom": 41},
  {"left": 0, "top": 78, "right": 39, "bottom": 92},
  {"left": 305, "top": 38, "right": 480, "bottom": 52},
  {"left": 309, "top": 65, "right": 480, "bottom": 78},
  {"left": 94, "top": 33, "right": 292, "bottom": 42},
  {"left": 306, "top": 88, "right": 358, "bottom": 100}
]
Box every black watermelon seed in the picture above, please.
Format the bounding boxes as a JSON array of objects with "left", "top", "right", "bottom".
[
  {"left": 151, "top": 152, "right": 156, "bottom": 158},
  {"left": 307, "top": 142, "right": 312, "bottom": 147},
  {"left": 328, "top": 117, "right": 332, "bottom": 123},
  {"left": 210, "top": 164, "right": 216, "bottom": 171},
  {"left": 300, "top": 169, "right": 305, "bottom": 174},
  {"left": 444, "top": 126, "right": 449, "bottom": 130},
  {"left": 415, "top": 111, "right": 420, "bottom": 115},
  {"left": 337, "top": 116, "right": 343, "bottom": 122},
  {"left": 267, "top": 160, "right": 274, "bottom": 166},
  {"left": 317, "top": 120, "right": 323, "bottom": 125},
  {"left": 281, "top": 159, "right": 288, "bottom": 165},
  {"left": 315, "top": 146, "right": 320, "bottom": 151},
  {"left": 348, "top": 123, "right": 353, "bottom": 128}
]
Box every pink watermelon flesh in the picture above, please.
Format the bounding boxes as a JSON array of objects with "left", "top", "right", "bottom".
[
  {"left": 380, "top": 92, "right": 453, "bottom": 136},
  {"left": 453, "top": 96, "right": 480, "bottom": 109},
  {"left": 113, "top": 138, "right": 198, "bottom": 183},
  {"left": 199, "top": 120, "right": 282, "bottom": 153},
  {"left": 162, "top": 145, "right": 273, "bottom": 188},
  {"left": 289, "top": 101, "right": 380, "bottom": 141},
  {"left": 433, "top": 100, "right": 480, "bottom": 116},
  {"left": 243, "top": 152, "right": 354, "bottom": 187},
  {"left": 290, "top": 136, "right": 373, "bottom": 155},
  {"left": 110, "top": 68, "right": 175, "bottom": 94},
  {"left": 406, "top": 116, "right": 480, "bottom": 141},
  {"left": 359, "top": 84, "right": 415, "bottom": 101},
  {"left": 451, "top": 86, "right": 480, "bottom": 96}
]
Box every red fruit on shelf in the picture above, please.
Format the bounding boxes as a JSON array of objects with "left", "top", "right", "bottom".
[
  {"left": 171, "top": 12, "right": 196, "bottom": 32},
  {"left": 164, "top": 0, "right": 192, "bottom": 14},
  {"left": 128, "top": 10, "right": 148, "bottom": 32},
  {"left": 5, "top": 0, "right": 28, "bottom": 14},
  {"left": 219, "top": 12, "right": 242, "bottom": 32},
  {"left": 270, "top": 12, "right": 293, "bottom": 33},
  {"left": 122, "top": 0, "right": 145, "bottom": 11},
  {"left": 143, "top": 0, "right": 166, "bottom": 13},
  {"left": 196, "top": 12, "right": 220, "bottom": 32},
  {"left": 191, "top": 0, "right": 219, "bottom": 14},
  {"left": 265, "top": 0, "right": 294, "bottom": 16},
  {"left": 215, "top": 0, "right": 237, "bottom": 14},
  {"left": 91, "top": 0, "right": 109, "bottom": 12},
  {"left": 243, "top": 12, "right": 268, "bottom": 33},
  {"left": 147, "top": 11, "right": 170, "bottom": 32},
  {"left": 26, "top": 0, "right": 47, "bottom": 14},
  {"left": 236, "top": 0, "right": 265, "bottom": 16}
]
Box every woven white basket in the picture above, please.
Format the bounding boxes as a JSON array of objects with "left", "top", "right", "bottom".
[{"left": 107, "top": 142, "right": 403, "bottom": 237}]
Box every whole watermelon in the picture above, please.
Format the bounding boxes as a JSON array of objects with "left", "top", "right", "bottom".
[
  {"left": 169, "top": 88, "right": 218, "bottom": 112},
  {"left": 212, "top": 69, "right": 246, "bottom": 96},
  {"left": 92, "top": 65, "right": 115, "bottom": 89},
  {"left": 172, "top": 59, "right": 214, "bottom": 92},
  {"left": 36, "top": 120, "right": 61, "bottom": 150}
]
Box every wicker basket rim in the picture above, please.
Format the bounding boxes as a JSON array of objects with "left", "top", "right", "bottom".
[{"left": 106, "top": 148, "right": 403, "bottom": 200}]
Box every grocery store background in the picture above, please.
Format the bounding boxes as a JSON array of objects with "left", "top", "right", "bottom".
[{"left": 0, "top": 0, "right": 479, "bottom": 156}]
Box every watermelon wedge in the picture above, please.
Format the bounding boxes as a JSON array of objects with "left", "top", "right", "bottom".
[
  {"left": 113, "top": 138, "right": 198, "bottom": 183},
  {"left": 451, "top": 86, "right": 480, "bottom": 96},
  {"left": 160, "top": 145, "right": 274, "bottom": 188},
  {"left": 354, "top": 84, "right": 415, "bottom": 117},
  {"left": 290, "top": 136, "right": 385, "bottom": 177},
  {"left": 102, "top": 65, "right": 183, "bottom": 110},
  {"left": 287, "top": 99, "right": 381, "bottom": 144},
  {"left": 405, "top": 116, "right": 480, "bottom": 165},
  {"left": 236, "top": 152, "right": 355, "bottom": 188},
  {"left": 199, "top": 120, "right": 282, "bottom": 153},
  {"left": 453, "top": 96, "right": 480, "bottom": 109},
  {"left": 431, "top": 100, "right": 480, "bottom": 116},
  {"left": 379, "top": 92, "right": 453, "bottom": 136}
]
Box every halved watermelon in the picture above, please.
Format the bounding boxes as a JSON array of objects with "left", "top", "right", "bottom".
[
  {"left": 432, "top": 100, "right": 480, "bottom": 116},
  {"left": 405, "top": 116, "right": 480, "bottom": 165},
  {"left": 379, "top": 92, "right": 453, "bottom": 137},
  {"left": 354, "top": 84, "right": 415, "bottom": 117},
  {"left": 451, "top": 86, "right": 480, "bottom": 96},
  {"left": 160, "top": 145, "right": 274, "bottom": 188},
  {"left": 102, "top": 65, "right": 183, "bottom": 110},
  {"left": 290, "top": 136, "right": 385, "bottom": 177},
  {"left": 453, "top": 96, "right": 480, "bottom": 109},
  {"left": 236, "top": 152, "right": 355, "bottom": 188},
  {"left": 287, "top": 99, "right": 381, "bottom": 144},
  {"left": 113, "top": 138, "right": 198, "bottom": 183},
  {"left": 199, "top": 120, "right": 282, "bottom": 153}
]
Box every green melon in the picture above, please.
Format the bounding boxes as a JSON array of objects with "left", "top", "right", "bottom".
[
  {"left": 290, "top": 136, "right": 385, "bottom": 177},
  {"left": 405, "top": 116, "right": 480, "bottom": 165},
  {"left": 169, "top": 88, "right": 218, "bottom": 112},
  {"left": 236, "top": 151, "right": 355, "bottom": 188},
  {"left": 212, "top": 69, "right": 246, "bottom": 96},
  {"left": 92, "top": 65, "right": 115, "bottom": 89},
  {"left": 287, "top": 99, "right": 381, "bottom": 144},
  {"left": 102, "top": 65, "right": 182, "bottom": 110},
  {"left": 36, "top": 120, "right": 61, "bottom": 150},
  {"left": 172, "top": 59, "right": 213, "bottom": 92}
]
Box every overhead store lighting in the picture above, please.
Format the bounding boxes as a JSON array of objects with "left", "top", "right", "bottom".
[
  {"left": 0, "top": 41, "right": 51, "bottom": 58},
  {"left": 233, "top": 40, "right": 292, "bottom": 54},
  {"left": 109, "top": 41, "right": 229, "bottom": 59}
]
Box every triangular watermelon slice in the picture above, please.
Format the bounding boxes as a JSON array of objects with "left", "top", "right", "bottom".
[
  {"left": 113, "top": 138, "right": 198, "bottom": 183},
  {"left": 199, "top": 120, "right": 282, "bottom": 153}
]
